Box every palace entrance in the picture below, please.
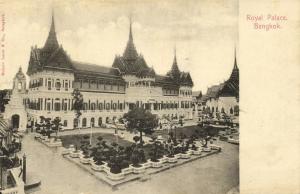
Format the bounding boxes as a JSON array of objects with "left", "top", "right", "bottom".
[{"left": 11, "top": 114, "right": 20, "bottom": 129}]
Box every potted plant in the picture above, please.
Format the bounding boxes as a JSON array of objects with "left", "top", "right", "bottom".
[
  {"left": 180, "top": 141, "right": 191, "bottom": 159},
  {"left": 79, "top": 135, "right": 92, "bottom": 163},
  {"left": 130, "top": 148, "right": 146, "bottom": 173},
  {"left": 149, "top": 141, "right": 164, "bottom": 168},
  {"left": 167, "top": 144, "right": 178, "bottom": 163}
]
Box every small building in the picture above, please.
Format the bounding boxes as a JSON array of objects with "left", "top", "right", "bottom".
[
  {"left": 3, "top": 67, "right": 27, "bottom": 131},
  {"left": 202, "top": 50, "right": 239, "bottom": 122}
]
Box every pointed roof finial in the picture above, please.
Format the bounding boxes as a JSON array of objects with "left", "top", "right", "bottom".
[
  {"left": 169, "top": 45, "right": 180, "bottom": 78},
  {"left": 234, "top": 46, "right": 238, "bottom": 69},
  {"left": 43, "top": 9, "right": 59, "bottom": 52},
  {"left": 123, "top": 15, "right": 138, "bottom": 60},
  {"left": 129, "top": 14, "right": 133, "bottom": 41},
  {"left": 174, "top": 44, "right": 177, "bottom": 61}
]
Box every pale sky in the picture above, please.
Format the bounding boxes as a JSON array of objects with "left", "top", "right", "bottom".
[{"left": 0, "top": 0, "right": 238, "bottom": 93}]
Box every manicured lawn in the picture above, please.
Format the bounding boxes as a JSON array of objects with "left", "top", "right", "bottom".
[{"left": 60, "top": 133, "right": 133, "bottom": 149}]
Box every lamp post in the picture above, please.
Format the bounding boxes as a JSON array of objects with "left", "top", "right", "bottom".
[
  {"left": 90, "top": 121, "right": 93, "bottom": 145},
  {"left": 114, "top": 119, "right": 119, "bottom": 147}
]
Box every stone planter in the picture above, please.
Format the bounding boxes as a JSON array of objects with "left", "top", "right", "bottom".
[
  {"left": 48, "top": 141, "right": 62, "bottom": 147},
  {"left": 191, "top": 149, "right": 202, "bottom": 155},
  {"left": 102, "top": 164, "right": 110, "bottom": 173},
  {"left": 122, "top": 166, "right": 133, "bottom": 175},
  {"left": 210, "top": 144, "right": 222, "bottom": 151},
  {"left": 131, "top": 165, "right": 146, "bottom": 174},
  {"left": 151, "top": 160, "right": 163, "bottom": 168},
  {"left": 80, "top": 156, "right": 91, "bottom": 164},
  {"left": 159, "top": 156, "right": 168, "bottom": 163},
  {"left": 68, "top": 145, "right": 76, "bottom": 153},
  {"left": 61, "top": 148, "right": 70, "bottom": 155},
  {"left": 174, "top": 153, "right": 182, "bottom": 159},
  {"left": 167, "top": 156, "right": 178, "bottom": 163},
  {"left": 89, "top": 158, "right": 95, "bottom": 165},
  {"left": 180, "top": 152, "right": 191, "bottom": 159},
  {"left": 142, "top": 161, "right": 152, "bottom": 169},
  {"left": 91, "top": 162, "right": 104, "bottom": 171},
  {"left": 107, "top": 171, "right": 125, "bottom": 181},
  {"left": 187, "top": 150, "right": 194, "bottom": 155},
  {"left": 202, "top": 147, "right": 211, "bottom": 152},
  {"left": 70, "top": 151, "right": 82, "bottom": 158}
]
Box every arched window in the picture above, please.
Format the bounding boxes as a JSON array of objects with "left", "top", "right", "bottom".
[
  {"left": 73, "top": 118, "right": 78, "bottom": 128},
  {"left": 55, "top": 79, "right": 61, "bottom": 90},
  {"left": 82, "top": 118, "right": 87, "bottom": 127},
  {"left": 48, "top": 79, "right": 51, "bottom": 90},
  {"left": 230, "top": 108, "right": 233, "bottom": 114},
  {"left": 99, "top": 103, "right": 103, "bottom": 110},
  {"left": 234, "top": 105, "right": 239, "bottom": 116},
  {"left": 83, "top": 103, "right": 88, "bottom": 111},
  {"left": 91, "top": 118, "right": 95, "bottom": 127},
  {"left": 18, "top": 82, "right": 22, "bottom": 91},
  {"left": 106, "top": 117, "right": 110, "bottom": 123},
  {"left": 221, "top": 107, "right": 225, "bottom": 113},
  {"left": 54, "top": 99, "right": 60, "bottom": 111},
  {"left": 212, "top": 107, "right": 214, "bottom": 112},
  {"left": 106, "top": 103, "right": 110, "bottom": 110},
  {"left": 91, "top": 103, "right": 96, "bottom": 111},
  {"left": 63, "top": 120, "right": 68, "bottom": 127}
]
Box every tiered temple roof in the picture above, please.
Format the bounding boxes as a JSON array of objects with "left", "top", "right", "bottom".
[
  {"left": 112, "top": 21, "right": 154, "bottom": 77},
  {"left": 27, "top": 14, "right": 73, "bottom": 75},
  {"left": 166, "top": 48, "right": 193, "bottom": 87},
  {"left": 26, "top": 14, "right": 194, "bottom": 88},
  {"left": 218, "top": 50, "right": 239, "bottom": 98},
  {"left": 202, "top": 51, "right": 239, "bottom": 101}
]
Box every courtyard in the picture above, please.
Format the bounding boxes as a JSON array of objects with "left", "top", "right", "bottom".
[{"left": 21, "top": 127, "right": 239, "bottom": 194}]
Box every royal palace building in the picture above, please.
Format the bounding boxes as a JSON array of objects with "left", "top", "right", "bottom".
[{"left": 10, "top": 15, "right": 194, "bottom": 130}]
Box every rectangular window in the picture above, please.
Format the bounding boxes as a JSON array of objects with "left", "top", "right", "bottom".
[
  {"left": 65, "top": 82, "right": 68, "bottom": 91},
  {"left": 55, "top": 79, "right": 61, "bottom": 91},
  {"left": 48, "top": 81, "right": 51, "bottom": 90},
  {"left": 47, "top": 102, "right": 51, "bottom": 111},
  {"left": 39, "top": 78, "right": 43, "bottom": 87},
  {"left": 64, "top": 120, "right": 67, "bottom": 127},
  {"left": 63, "top": 102, "right": 68, "bottom": 111},
  {"left": 54, "top": 103, "right": 60, "bottom": 111}
]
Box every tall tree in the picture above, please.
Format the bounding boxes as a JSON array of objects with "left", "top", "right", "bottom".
[
  {"left": 72, "top": 89, "right": 83, "bottom": 130},
  {"left": 51, "top": 117, "right": 62, "bottom": 139},
  {"left": 123, "top": 107, "right": 158, "bottom": 144}
]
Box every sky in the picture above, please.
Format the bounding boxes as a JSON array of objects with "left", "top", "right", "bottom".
[{"left": 0, "top": 0, "right": 238, "bottom": 93}]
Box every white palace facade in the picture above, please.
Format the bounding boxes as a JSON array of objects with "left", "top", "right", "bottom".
[{"left": 9, "top": 15, "right": 194, "bottom": 130}]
